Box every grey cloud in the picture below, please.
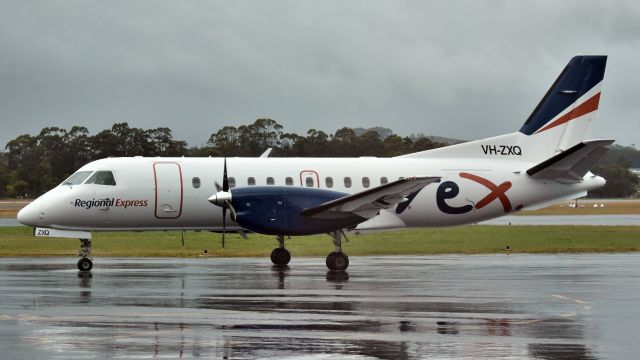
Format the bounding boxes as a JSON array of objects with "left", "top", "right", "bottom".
[{"left": 0, "top": 0, "right": 638, "bottom": 149}]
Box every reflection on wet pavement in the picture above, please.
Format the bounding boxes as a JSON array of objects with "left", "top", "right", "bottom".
[{"left": 1, "top": 254, "right": 639, "bottom": 359}]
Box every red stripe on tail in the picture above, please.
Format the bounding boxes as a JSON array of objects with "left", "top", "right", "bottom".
[{"left": 534, "top": 92, "right": 601, "bottom": 134}]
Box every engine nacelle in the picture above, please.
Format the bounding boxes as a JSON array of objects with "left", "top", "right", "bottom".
[{"left": 230, "top": 186, "right": 365, "bottom": 235}]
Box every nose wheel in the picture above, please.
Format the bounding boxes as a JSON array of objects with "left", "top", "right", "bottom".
[{"left": 77, "top": 238, "right": 93, "bottom": 272}]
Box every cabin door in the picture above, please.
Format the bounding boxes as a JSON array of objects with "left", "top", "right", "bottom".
[{"left": 153, "top": 162, "right": 183, "bottom": 219}]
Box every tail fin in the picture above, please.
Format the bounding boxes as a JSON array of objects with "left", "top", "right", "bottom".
[
  {"left": 398, "top": 55, "right": 609, "bottom": 163},
  {"left": 519, "top": 55, "right": 607, "bottom": 140}
]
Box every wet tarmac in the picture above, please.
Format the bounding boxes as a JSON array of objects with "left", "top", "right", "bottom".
[
  {"left": 1, "top": 255, "right": 639, "bottom": 359},
  {"left": 0, "top": 218, "right": 21, "bottom": 227}
]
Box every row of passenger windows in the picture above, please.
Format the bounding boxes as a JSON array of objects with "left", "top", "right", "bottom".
[{"left": 192, "top": 176, "right": 393, "bottom": 189}]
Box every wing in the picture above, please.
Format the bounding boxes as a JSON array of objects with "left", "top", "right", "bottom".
[
  {"left": 526, "top": 139, "right": 614, "bottom": 183},
  {"left": 301, "top": 176, "right": 441, "bottom": 219}
]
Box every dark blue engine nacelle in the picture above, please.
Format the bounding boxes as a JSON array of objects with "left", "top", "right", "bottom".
[{"left": 230, "top": 186, "right": 365, "bottom": 236}]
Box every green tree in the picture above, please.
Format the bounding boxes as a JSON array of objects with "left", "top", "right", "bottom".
[
  {"left": 355, "top": 130, "right": 384, "bottom": 156},
  {"left": 591, "top": 161, "right": 639, "bottom": 198},
  {"left": 383, "top": 134, "right": 414, "bottom": 156},
  {"left": 208, "top": 125, "right": 242, "bottom": 156},
  {"left": 330, "top": 127, "right": 358, "bottom": 157}
]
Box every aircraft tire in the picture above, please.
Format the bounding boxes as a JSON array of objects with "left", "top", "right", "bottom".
[
  {"left": 77, "top": 257, "right": 93, "bottom": 272},
  {"left": 270, "top": 248, "right": 291, "bottom": 266},
  {"left": 326, "top": 252, "right": 349, "bottom": 271}
]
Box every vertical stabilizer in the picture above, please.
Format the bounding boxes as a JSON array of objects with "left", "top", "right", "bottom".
[
  {"left": 398, "top": 55, "right": 608, "bottom": 163},
  {"left": 519, "top": 55, "right": 607, "bottom": 156}
]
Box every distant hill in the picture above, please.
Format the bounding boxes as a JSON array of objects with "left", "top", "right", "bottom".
[
  {"left": 420, "top": 135, "right": 466, "bottom": 145},
  {"left": 352, "top": 127, "right": 394, "bottom": 139},
  {"left": 352, "top": 127, "right": 464, "bottom": 145}
]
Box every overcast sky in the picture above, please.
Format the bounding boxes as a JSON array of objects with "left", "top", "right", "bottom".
[{"left": 1, "top": 1, "right": 638, "bottom": 149}]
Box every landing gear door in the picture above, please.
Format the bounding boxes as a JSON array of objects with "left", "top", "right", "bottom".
[{"left": 153, "top": 162, "right": 183, "bottom": 219}]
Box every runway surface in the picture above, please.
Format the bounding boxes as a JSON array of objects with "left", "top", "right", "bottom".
[{"left": 1, "top": 255, "right": 639, "bottom": 359}]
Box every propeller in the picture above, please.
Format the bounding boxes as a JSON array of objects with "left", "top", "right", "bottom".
[{"left": 209, "top": 157, "right": 236, "bottom": 248}]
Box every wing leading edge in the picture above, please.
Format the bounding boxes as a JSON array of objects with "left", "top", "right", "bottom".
[{"left": 301, "top": 176, "right": 441, "bottom": 219}]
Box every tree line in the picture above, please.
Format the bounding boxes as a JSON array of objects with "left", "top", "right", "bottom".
[
  {"left": 0, "top": 119, "right": 445, "bottom": 198},
  {"left": 0, "top": 118, "right": 637, "bottom": 198}
]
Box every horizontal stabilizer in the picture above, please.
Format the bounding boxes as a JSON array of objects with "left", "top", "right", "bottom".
[
  {"left": 526, "top": 139, "right": 614, "bottom": 183},
  {"left": 301, "top": 176, "right": 440, "bottom": 219}
]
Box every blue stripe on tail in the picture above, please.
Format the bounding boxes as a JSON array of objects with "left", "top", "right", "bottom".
[{"left": 519, "top": 55, "right": 607, "bottom": 135}]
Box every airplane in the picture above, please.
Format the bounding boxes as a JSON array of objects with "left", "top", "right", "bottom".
[{"left": 18, "top": 55, "right": 612, "bottom": 272}]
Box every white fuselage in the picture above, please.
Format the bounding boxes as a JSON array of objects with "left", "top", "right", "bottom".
[{"left": 18, "top": 156, "right": 604, "bottom": 232}]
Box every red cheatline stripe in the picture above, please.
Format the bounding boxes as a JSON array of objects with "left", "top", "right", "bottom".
[{"left": 535, "top": 92, "right": 601, "bottom": 134}]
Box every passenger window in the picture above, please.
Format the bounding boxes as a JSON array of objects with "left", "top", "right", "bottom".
[
  {"left": 267, "top": 177, "right": 275, "bottom": 185},
  {"left": 228, "top": 177, "right": 236, "bottom": 188},
  {"left": 61, "top": 171, "right": 93, "bottom": 186},
  {"left": 362, "top": 177, "right": 370, "bottom": 188},
  {"left": 285, "top": 177, "right": 293, "bottom": 186},
  {"left": 380, "top": 177, "right": 388, "bottom": 185},
  {"left": 344, "top": 177, "right": 352, "bottom": 188},
  {"left": 305, "top": 177, "right": 314, "bottom": 187},
  {"left": 192, "top": 177, "right": 201, "bottom": 189},
  {"left": 84, "top": 171, "right": 116, "bottom": 186},
  {"left": 325, "top": 177, "right": 334, "bottom": 188},
  {"left": 248, "top": 177, "right": 256, "bottom": 186}
]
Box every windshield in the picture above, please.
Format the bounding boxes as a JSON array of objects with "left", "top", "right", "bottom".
[
  {"left": 84, "top": 171, "right": 117, "bottom": 186},
  {"left": 61, "top": 171, "right": 93, "bottom": 186}
]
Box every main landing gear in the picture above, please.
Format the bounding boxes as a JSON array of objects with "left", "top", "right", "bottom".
[
  {"left": 326, "top": 230, "right": 349, "bottom": 271},
  {"left": 269, "top": 231, "right": 349, "bottom": 271},
  {"left": 270, "top": 235, "right": 291, "bottom": 266},
  {"left": 77, "top": 238, "right": 93, "bottom": 272}
]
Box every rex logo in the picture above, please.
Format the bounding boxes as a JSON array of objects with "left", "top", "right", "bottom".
[
  {"left": 395, "top": 172, "right": 514, "bottom": 215},
  {"left": 436, "top": 172, "right": 513, "bottom": 214}
]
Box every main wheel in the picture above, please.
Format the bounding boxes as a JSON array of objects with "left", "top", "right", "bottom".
[
  {"left": 77, "top": 257, "right": 93, "bottom": 272},
  {"left": 270, "top": 248, "right": 291, "bottom": 266},
  {"left": 326, "top": 252, "right": 349, "bottom": 271}
]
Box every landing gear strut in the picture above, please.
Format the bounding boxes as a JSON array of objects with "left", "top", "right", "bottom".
[
  {"left": 326, "top": 230, "right": 349, "bottom": 271},
  {"left": 77, "top": 238, "right": 93, "bottom": 272},
  {"left": 270, "top": 235, "right": 291, "bottom": 266}
]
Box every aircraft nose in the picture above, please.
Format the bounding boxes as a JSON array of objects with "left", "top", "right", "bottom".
[{"left": 17, "top": 202, "right": 40, "bottom": 227}]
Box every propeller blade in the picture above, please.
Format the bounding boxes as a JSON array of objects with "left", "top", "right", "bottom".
[
  {"left": 214, "top": 181, "right": 221, "bottom": 192},
  {"left": 225, "top": 200, "right": 237, "bottom": 222},
  {"left": 222, "top": 157, "right": 229, "bottom": 192},
  {"left": 222, "top": 206, "right": 226, "bottom": 249}
]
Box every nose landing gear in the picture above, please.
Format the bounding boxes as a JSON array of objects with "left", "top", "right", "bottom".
[{"left": 77, "top": 238, "right": 93, "bottom": 272}]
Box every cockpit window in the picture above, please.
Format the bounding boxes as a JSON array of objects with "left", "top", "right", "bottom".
[
  {"left": 61, "top": 171, "right": 93, "bottom": 186},
  {"left": 84, "top": 171, "right": 117, "bottom": 186}
]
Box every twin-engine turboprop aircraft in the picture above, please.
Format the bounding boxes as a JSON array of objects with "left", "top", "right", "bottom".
[{"left": 18, "top": 55, "right": 612, "bottom": 272}]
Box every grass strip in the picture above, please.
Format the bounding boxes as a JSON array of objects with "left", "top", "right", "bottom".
[{"left": 0, "top": 225, "right": 639, "bottom": 257}]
